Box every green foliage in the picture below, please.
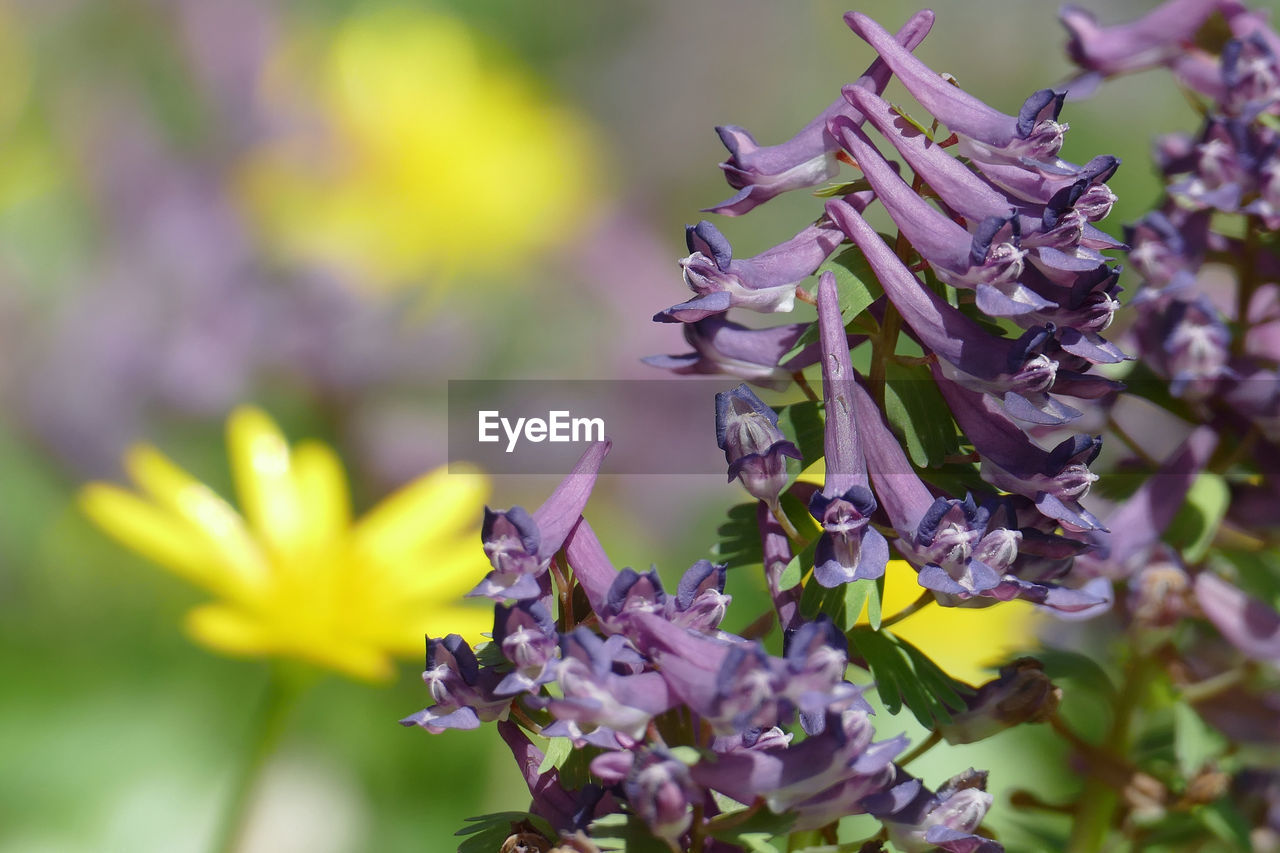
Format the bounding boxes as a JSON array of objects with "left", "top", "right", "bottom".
[
  {"left": 783, "top": 247, "right": 884, "bottom": 359},
  {"left": 537, "top": 735, "right": 572, "bottom": 774},
  {"left": 455, "top": 812, "right": 555, "bottom": 853},
  {"left": 587, "top": 812, "right": 674, "bottom": 852},
  {"left": 775, "top": 400, "right": 826, "bottom": 473},
  {"left": 882, "top": 359, "right": 961, "bottom": 467},
  {"left": 713, "top": 502, "right": 765, "bottom": 570},
  {"left": 799, "top": 576, "right": 881, "bottom": 632},
  {"left": 1173, "top": 704, "right": 1228, "bottom": 778},
  {"left": 851, "top": 628, "right": 970, "bottom": 727},
  {"left": 1166, "top": 473, "right": 1230, "bottom": 563},
  {"left": 705, "top": 805, "right": 796, "bottom": 853}
]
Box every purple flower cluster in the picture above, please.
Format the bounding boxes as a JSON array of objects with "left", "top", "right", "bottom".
[
  {"left": 1066, "top": 0, "right": 1280, "bottom": 660},
  {"left": 649, "top": 9, "right": 1125, "bottom": 613},
  {"left": 402, "top": 443, "right": 1005, "bottom": 850}
]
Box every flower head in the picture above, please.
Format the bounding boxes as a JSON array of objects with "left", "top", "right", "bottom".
[{"left": 80, "top": 406, "right": 491, "bottom": 681}]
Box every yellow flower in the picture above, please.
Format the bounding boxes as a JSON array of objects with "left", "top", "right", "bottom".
[
  {"left": 865, "top": 560, "right": 1040, "bottom": 685},
  {"left": 237, "top": 7, "right": 602, "bottom": 291},
  {"left": 80, "top": 407, "right": 492, "bottom": 682}
]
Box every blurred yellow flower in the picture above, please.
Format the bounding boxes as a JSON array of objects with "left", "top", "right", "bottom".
[
  {"left": 80, "top": 407, "right": 492, "bottom": 682},
  {"left": 237, "top": 7, "right": 602, "bottom": 290},
  {"left": 867, "top": 560, "right": 1040, "bottom": 685}
]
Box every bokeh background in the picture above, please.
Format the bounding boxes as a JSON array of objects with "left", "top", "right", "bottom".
[{"left": 0, "top": 0, "right": 1209, "bottom": 850}]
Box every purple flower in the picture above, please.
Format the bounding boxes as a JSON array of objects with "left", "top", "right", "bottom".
[
  {"left": 492, "top": 600, "right": 560, "bottom": 696},
  {"left": 935, "top": 370, "right": 1104, "bottom": 532},
  {"left": 540, "top": 627, "right": 676, "bottom": 743},
  {"left": 845, "top": 12, "right": 1066, "bottom": 166},
  {"left": 939, "top": 658, "right": 1061, "bottom": 744},
  {"left": 1060, "top": 0, "right": 1230, "bottom": 90},
  {"left": 1196, "top": 573, "right": 1280, "bottom": 667},
  {"left": 809, "top": 270, "right": 889, "bottom": 586},
  {"left": 593, "top": 748, "right": 699, "bottom": 843},
  {"left": 826, "top": 125, "right": 1042, "bottom": 316},
  {"left": 473, "top": 441, "right": 611, "bottom": 600},
  {"left": 690, "top": 708, "right": 904, "bottom": 825},
  {"left": 716, "top": 384, "right": 803, "bottom": 510},
  {"left": 827, "top": 198, "right": 1102, "bottom": 425},
  {"left": 760, "top": 502, "right": 803, "bottom": 634},
  {"left": 656, "top": 220, "right": 845, "bottom": 322},
  {"left": 642, "top": 314, "right": 817, "bottom": 391},
  {"left": 399, "top": 634, "right": 509, "bottom": 733},
  {"left": 665, "top": 559, "right": 731, "bottom": 632},
  {"left": 706, "top": 10, "right": 936, "bottom": 215},
  {"left": 865, "top": 768, "right": 1002, "bottom": 853},
  {"left": 1076, "top": 427, "right": 1218, "bottom": 578}
]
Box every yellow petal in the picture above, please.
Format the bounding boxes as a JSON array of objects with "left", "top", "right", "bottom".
[
  {"left": 878, "top": 560, "right": 1042, "bottom": 685},
  {"left": 291, "top": 440, "right": 351, "bottom": 552},
  {"left": 227, "top": 406, "right": 303, "bottom": 555},
  {"left": 184, "top": 602, "right": 276, "bottom": 657},
  {"left": 353, "top": 463, "right": 488, "bottom": 564},
  {"left": 186, "top": 602, "right": 395, "bottom": 683},
  {"left": 80, "top": 484, "right": 229, "bottom": 595},
  {"left": 123, "top": 444, "right": 268, "bottom": 599}
]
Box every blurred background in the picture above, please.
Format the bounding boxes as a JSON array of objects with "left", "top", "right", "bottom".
[{"left": 0, "top": 0, "right": 1201, "bottom": 850}]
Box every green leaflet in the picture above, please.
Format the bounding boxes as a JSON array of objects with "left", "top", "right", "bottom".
[
  {"left": 783, "top": 246, "right": 883, "bottom": 361},
  {"left": 705, "top": 805, "right": 795, "bottom": 853},
  {"left": 883, "top": 359, "right": 960, "bottom": 468},
  {"left": 774, "top": 400, "right": 826, "bottom": 476},
  {"left": 851, "top": 628, "right": 970, "bottom": 727},
  {"left": 1173, "top": 703, "right": 1227, "bottom": 778},
  {"left": 712, "top": 502, "right": 765, "bottom": 570},
  {"left": 455, "top": 812, "right": 555, "bottom": 853},
  {"left": 1166, "top": 472, "right": 1230, "bottom": 563}
]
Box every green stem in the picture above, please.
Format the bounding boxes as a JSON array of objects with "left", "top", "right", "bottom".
[
  {"left": 210, "top": 665, "right": 308, "bottom": 853},
  {"left": 1064, "top": 647, "right": 1153, "bottom": 853},
  {"left": 897, "top": 730, "right": 942, "bottom": 766},
  {"left": 879, "top": 590, "right": 934, "bottom": 629}
]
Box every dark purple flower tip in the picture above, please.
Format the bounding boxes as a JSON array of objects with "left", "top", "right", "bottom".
[
  {"left": 716, "top": 383, "right": 802, "bottom": 506},
  {"left": 603, "top": 567, "right": 668, "bottom": 626},
  {"left": 664, "top": 220, "right": 846, "bottom": 321},
  {"left": 492, "top": 601, "right": 559, "bottom": 696},
  {"left": 482, "top": 506, "right": 541, "bottom": 576},
  {"left": 668, "top": 559, "right": 731, "bottom": 630},
  {"left": 810, "top": 485, "right": 890, "bottom": 587},
  {"left": 403, "top": 634, "right": 511, "bottom": 733},
  {"left": 1196, "top": 573, "right": 1280, "bottom": 666}
]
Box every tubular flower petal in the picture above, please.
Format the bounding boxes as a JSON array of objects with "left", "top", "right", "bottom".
[{"left": 706, "top": 10, "right": 936, "bottom": 215}]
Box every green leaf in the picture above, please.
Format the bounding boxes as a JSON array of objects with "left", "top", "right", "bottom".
[
  {"left": 867, "top": 575, "right": 884, "bottom": 630},
  {"left": 813, "top": 177, "right": 873, "bottom": 198},
  {"left": 587, "top": 813, "right": 672, "bottom": 853},
  {"left": 889, "top": 103, "right": 936, "bottom": 139},
  {"left": 706, "top": 805, "right": 795, "bottom": 853},
  {"left": 536, "top": 736, "right": 572, "bottom": 774},
  {"left": 1195, "top": 799, "right": 1254, "bottom": 849},
  {"left": 1166, "top": 472, "right": 1230, "bottom": 562},
  {"left": 775, "top": 400, "right": 826, "bottom": 472},
  {"left": 780, "top": 536, "right": 818, "bottom": 591},
  {"left": 1033, "top": 646, "right": 1118, "bottom": 701},
  {"left": 1173, "top": 704, "right": 1227, "bottom": 777},
  {"left": 713, "top": 502, "right": 765, "bottom": 569},
  {"left": 882, "top": 360, "right": 960, "bottom": 467},
  {"left": 851, "top": 629, "right": 971, "bottom": 727},
  {"left": 455, "top": 812, "right": 555, "bottom": 853},
  {"left": 783, "top": 246, "right": 884, "bottom": 359}
]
